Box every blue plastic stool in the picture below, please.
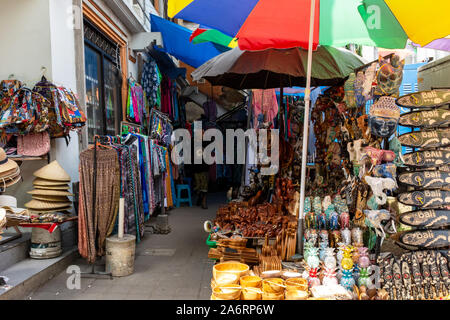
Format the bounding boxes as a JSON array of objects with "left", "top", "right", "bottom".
[
  {"left": 176, "top": 184, "right": 192, "bottom": 207},
  {"left": 183, "top": 177, "right": 193, "bottom": 192}
]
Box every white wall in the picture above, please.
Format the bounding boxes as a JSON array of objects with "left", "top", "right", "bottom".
[{"left": 0, "top": 0, "right": 79, "bottom": 209}]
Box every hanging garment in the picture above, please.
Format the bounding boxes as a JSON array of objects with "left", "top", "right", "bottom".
[
  {"left": 252, "top": 89, "right": 279, "bottom": 128},
  {"left": 78, "top": 148, "right": 120, "bottom": 263},
  {"left": 127, "top": 79, "right": 146, "bottom": 124},
  {"left": 203, "top": 99, "right": 217, "bottom": 123},
  {"left": 141, "top": 55, "right": 161, "bottom": 107}
]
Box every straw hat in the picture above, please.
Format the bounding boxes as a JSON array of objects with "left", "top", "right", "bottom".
[
  {"left": 28, "top": 189, "right": 74, "bottom": 197},
  {"left": 25, "top": 199, "right": 72, "bottom": 210},
  {"left": 32, "top": 195, "right": 70, "bottom": 202},
  {"left": 33, "top": 161, "right": 70, "bottom": 182},
  {"left": 33, "top": 178, "right": 69, "bottom": 187},
  {"left": 0, "top": 195, "right": 17, "bottom": 207},
  {"left": 34, "top": 185, "right": 70, "bottom": 191},
  {"left": 3, "top": 175, "right": 21, "bottom": 188},
  {"left": 0, "top": 148, "right": 18, "bottom": 175},
  {"left": 29, "top": 207, "right": 72, "bottom": 214}
]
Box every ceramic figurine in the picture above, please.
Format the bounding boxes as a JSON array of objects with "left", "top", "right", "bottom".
[
  {"left": 307, "top": 247, "right": 321, "bottom": 288},
  {"left": 340, "top": 211, "right": 350, "bottom": 229},
  {"left": 358, "top": 267, "right": 371, "bottom": 288},
  {"left": 313, "top": 196, "right": 322, "bottom": 216},
  {"left": 330, "top": 230, "right": 342, "bottom": 248},
  {"left": 318, "top": 211, "right": 327, "bottom": 230},
  {"left": 341, "top": 228, "right": 351, "bottom": 245},
  {"left": 340, "top": 246, "right": 355, "bottom": 291},
  {"left": 305, "top": 211, "right": 317, "bottom": 229},
  {"left": 319, "top": 230, "right": 329, "bottom": 244},
  {"left": 319, "top": 242, "right": 328, "bottom": 262},
  {"left": 305, "top": 228, "right": 318, "bottom": 246},
  {"left": 358, "top": 247, "right": 371, "bottom": 268},
  {"left": 336, "top": 243, "right": 346, "bottom": 265},
  {"left": 303, "top": 241, "right": 314, "bottom": 262},
  {"left": 329, "top": 210, "right": 339, "bottom": 230},
  {"left": 351, "top": 227, "right": 364, "bottom": 247}
]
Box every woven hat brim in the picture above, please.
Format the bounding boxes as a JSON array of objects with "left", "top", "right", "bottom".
[
  {"left": 25, "top": 199, "right": 72, "bottom": 210},
  {"left": 4, "top": 175, "right": 21, "bottom": 188},
  {"left": 32, "top": 195, "right": 70, "bottom": 202},
  {"left": 34, "top": 185, "right": 69, "bottom": 190},
  {"left": 33, "top": 161, "right": 70, "bottom": 182},
  {"left": 33, "top": 178, "right": 70, "bottom": 187},
  {"left": 0, "top": 158, "right": 18, "bottom": 175},
  {"left": 28, "top": 189, "right": 74, "bottom": 196},
  {"left": 29, "top": 206, "right": 72, "bottom": 214}
]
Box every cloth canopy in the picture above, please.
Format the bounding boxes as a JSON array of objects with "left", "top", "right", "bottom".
[{"left": 150, "top": 14, "right": 230, "bottom": 68}]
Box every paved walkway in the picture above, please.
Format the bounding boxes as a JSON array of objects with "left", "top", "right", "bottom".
[{"left": 27, "top": 193, "right": 225, "bottom": 300}]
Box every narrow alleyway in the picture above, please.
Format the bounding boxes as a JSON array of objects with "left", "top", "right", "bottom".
[{"left": 27, "top": 193, "right": 225, "bottom": 300}]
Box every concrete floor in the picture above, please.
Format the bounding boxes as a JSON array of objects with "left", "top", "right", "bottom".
[{"left": 26, "top": 192, "right": 225, "bottom": 300}]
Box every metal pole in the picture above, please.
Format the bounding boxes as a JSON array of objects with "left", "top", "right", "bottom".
[{"left": 298, "top": 0, "right": 316, "bottom": 257}]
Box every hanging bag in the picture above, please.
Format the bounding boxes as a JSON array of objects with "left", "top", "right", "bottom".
[{"left": 17, "top": 131, "right": 50, "bottom": 156}]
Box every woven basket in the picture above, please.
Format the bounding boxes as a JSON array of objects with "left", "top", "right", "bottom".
[
  {"left": 262, "top": 278, "right": 285, "bottom": 294},
  {"left": 213, "top": 262, "right": 249, "bottom": 283},
  {"left": 285, "top": 278, "right": 308, "bottom": 291},
  {"left": 212, "top": 284, "right": 241, "bottom": 300},
  {"left": 262, "top": 291, "right": 284, "bottom": 300},
  {"left": 241, "top": 287, "right": 262, "bottom": 300},
  {"left": 240, "top": 275, "right": 262, "bottom": 288},
  {"left": 285, "top": 289, "right": 309, "bottom": 300}
]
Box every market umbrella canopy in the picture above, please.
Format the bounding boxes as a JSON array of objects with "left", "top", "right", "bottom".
[
  {"left": 192, "top": 46, "right": 366, "bottom": 89},
  {"left": 170, "top": 0, "right": 449, "bottom": 51}
]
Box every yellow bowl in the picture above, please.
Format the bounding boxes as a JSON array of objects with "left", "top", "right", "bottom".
[
  {"left": 241, "top": 287, "right": 262, "bottom": 300},
  {"left": 262, "top": 291, "right": 284, "bottom": 300},
  {"left": 262, "top": 278, "right": 285, "bottom": 294},
  {"left": 212, "top": 284, "right": 242, "bottom": 300},
  {"left": 285, "top": 278, "right": 308, "bottom": 291},
  {"left": 285, "top": 289, "right": 309, "bottom": 300},
  {"left": 240, "top": 275, "right": 262, "bottom": 288},
  {"left": 213, "top": 262, "right": 249, "bottom": 284}
]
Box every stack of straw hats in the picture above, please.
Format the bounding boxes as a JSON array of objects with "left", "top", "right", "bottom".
[
  {"left": 0, "top": 148, "right": 21, "bottom": 191},
  {"left": 25, "top": 161, "right": 73, "bottom": 213}
]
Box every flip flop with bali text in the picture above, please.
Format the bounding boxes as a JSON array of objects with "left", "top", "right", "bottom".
[
  {"left": 399, "top": 109, "right": 450, "bottom": 128},
  {"left": 396, "top": 90, "right": 450, "bottom": 109},
  {"left": 398, "top": 190, "right": 450, "bottom": 208},
  {"left": 398, "top": 171, "right": 450, "bottom": 189},
  {"left": 399, "top": 229, "right": 450, "bottom": 249},
  {"left": 403, "top": 149, "right": 450, "bottom": 168},
  {"left": 398, "top": 128, "right": 450, "bottom": 149},
  {"left": 400, "top": 209, "right": 450, "bottom": 229}
]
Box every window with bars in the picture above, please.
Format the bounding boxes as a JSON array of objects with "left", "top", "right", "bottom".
[{"left": 83, "top": 19, "right": 122, "bottom": 143}]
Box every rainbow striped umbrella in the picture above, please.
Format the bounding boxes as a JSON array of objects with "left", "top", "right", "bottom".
[{"left": 169, "top": 0, "right": 450, "bottom": 51}]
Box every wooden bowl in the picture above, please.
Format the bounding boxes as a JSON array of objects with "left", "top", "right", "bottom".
[
  {"left": 261, "top": 270, "right": 281, "bottom": 279},
  {"left": 262, "top": 291, "right": 284, "bottom": 300},
  {"left": 262, "top": 278, "right": 285, "bottom": 294},
  {"left": 285, "top": 278, "right": 308, "bottom": 291},
  {"left": 241, "top": 287, "right": 262, "bottom": 300},
  {"left": 213, "top": 262, "right": 249, "bottom": 284},
  {"left": 285, "top": 289, "right": 309, "bottom": 300},
  {"left": 212, "top": 284, "right": 241, "bottom": 300},
  {"left": 281, "top": 271, "right": 302, "bottom": 280},
  {"left": 240, "top": 275, "right": 262, "bottom": 288}
]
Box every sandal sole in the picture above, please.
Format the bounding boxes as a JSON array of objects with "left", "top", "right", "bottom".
[
  {"left": 399, "top": 109, "right": 450, "bottom": 128},
  {"left": 403, "top": 149, "right": 450, "bottom": 168},
  {"left": 400, "top": 209, "right": 450, "bottom": 229},
  {"left": 398, "top": 171, "right": 450, "bottom": 189},
  {"left": 398, "top": 128, "right": 450, "bottom": 149},
  {"left": 399, "top": 229, "right": 450, "bottom": 249},
  {"left": 396, "top": 90, "right": 450, "bottom": 109},
  {"left": 397, "top": 190, "right": 450, "bottom": 208}
]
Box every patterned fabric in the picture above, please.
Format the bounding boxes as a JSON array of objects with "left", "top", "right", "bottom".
[
  {"left": 33, "top": 78, "right": 86, "bottom": 137},
  {"left": 141, "top": 56, "right": 161, "bottom": 107},
  {"left": 0, "top": 87, "right": 50, "bottom": 135},
  {"left": 78, "top": 148, "right": 120, "bottom": 263},
  {"left": 252, "top": 89, "right": 279, "bottom": 128}
]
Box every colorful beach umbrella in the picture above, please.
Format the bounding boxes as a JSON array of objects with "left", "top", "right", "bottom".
[
  {"left": 169, "top": 0, "right": 450, "bottom": 51},
  {"left": 191, "top": 46, "right": 366, "bottom": 89},
  {"left": 189, "top": 28, "right": 238, "bottom": 48}
]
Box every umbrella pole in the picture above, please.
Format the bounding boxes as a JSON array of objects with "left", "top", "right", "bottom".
[{"left": 297, "top": 0, "right": 316, "bottom": 257}]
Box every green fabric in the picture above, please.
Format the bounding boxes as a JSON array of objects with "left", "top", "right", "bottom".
[
  {"left": 192, "top": 29, "right": 234, "bottom": 47},
  {"left": 319, "top": 0, "right": 408, "bottom": 49}
]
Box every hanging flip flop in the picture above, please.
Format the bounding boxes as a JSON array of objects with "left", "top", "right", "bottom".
[
  {"left": 398, "top": 171, "right": 450, "bottom": 189},
  {"left": 396, "top": 90, "right": 450, "bottom": 109},
  {"left": 398, "top": 190, "right": 450, "bottom": 208},
  {"left": 398, "top": 128, "right": 450, "bottom": 149},
  {"left": 403, "top": 149, "right": 450, "bottom": 168},
  {"left": 398, "top": 229, "right": 450, "bottom": 249},
  {"left": 399, "top": 109, "right": 450, "bottom": 128},
  {"left": 399, "top": 209, "right": 450, "bottom": 229}
]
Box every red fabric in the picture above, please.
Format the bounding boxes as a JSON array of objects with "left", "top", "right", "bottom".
[
  {"left": 237, "top": 0, "right": 320, "bottom": 51},
  {"left": 20, "top": 223, "right": 59, "bottom": 233},
  {"left": 190, "top": 28, "right": 207, "bottom": 42}
]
